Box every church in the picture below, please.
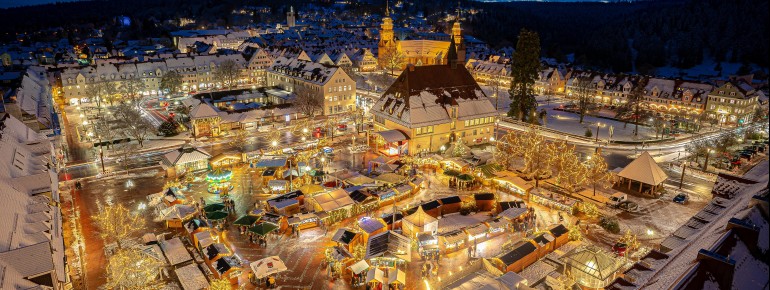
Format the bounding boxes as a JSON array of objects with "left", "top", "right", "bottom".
[{"left": 377, "top": 7, "right": 466, "bottom": 69}]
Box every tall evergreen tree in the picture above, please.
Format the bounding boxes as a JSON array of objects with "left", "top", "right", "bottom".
[{"left": 508, "top": 29, "right": 541, "bottom": 122}]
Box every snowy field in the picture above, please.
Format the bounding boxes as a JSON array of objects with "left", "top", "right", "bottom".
[{"left": 481, "top": 86, "right": 659, "bottom": 141}]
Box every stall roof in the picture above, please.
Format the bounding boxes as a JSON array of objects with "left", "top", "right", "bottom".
[
  {"left": 533, "top": 233, "right": 555, "bottom": 247},
  {"left": 421, "top": 200, "right": 441, "bottom": 211},
  {"left": 617, "top": 151, "right": 667, "bottom": 186},
  {"left": 365, "top": 231, "right": 412, "bottom": 262},
  {"left": 464, "top": 223, "right": 489, "bottom": 237},
  {"left": 382, "top": 213, "right": 403, "bottom": 225},
  {"left": 348, "top": 189, "right": 370, "bottom": 203},
  {"left": 499, "top": 200, "right": 526, "bottom": 211},
  {"left": 175, "top": 263, "right": 209, "bottom": 290},
  {"left": 485, "top": 218, "right": 508, "bottom": 229},
  {"left": 160, "top": 237, "right": 193, "bottom": 266},
  {"left": 440, "top": 229, "right": 467, "bottom": 245},
  {"left": 498, "top": 207, "right": 527, "bottom": 220},
  {"left": 332, "top": 229, "right": 358, "bottom": 245},
  {"left": 550, "top": 224, "right": 569, "bottom": 238},
  {"left": 358, "top": 217, "right": 386, "bottom": 234},
  {"left": 474, "top": 193, "right": 496, "bottom": 201},
  {"left": 214, "top": 257, "right": 233, "bottom": 274},
  {"left": 203, "top": 243, "right": 230, "bottom": 261},
  {"left": 313, "top": 188, "right": 356, "bottom": 212},
  {"left": 268, "top": 198, "right": 298, "bottom": 209},
  {"left": 499, "top": 241, "right": 537, "bottom": 266},
  {"left": 375, "top": 173, "right": 405, "bottom": 184},
  {"left": 346, "top": 175, "right": 376, "bottom": 186},
  {"left": 439, "top": 196, "right": 462, "bottom": 205},
  {"left": 194, "top": 231, "right": 214, "bottom": 249},
  {"left": 349, "top": 260, "right": 369, "bottom": 275},
  {"left": 376, "top": 129, "right": 409, "bottom": 143},
  {"left": 255, "top": 156, "right": 288, "bottom": 168}
]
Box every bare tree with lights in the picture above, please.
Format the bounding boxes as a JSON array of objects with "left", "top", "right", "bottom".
[
  {"left": 379, "top": 48, "right": 406, "bottom": 76},
  {"left": 121, "top": 76, "right": 147, "bottom": 110},
  {"left": 550, "top": 141, "right": 589, "bottom": 193},
  {"left": 585, "top": 151, "right": 611, "bottom": 196},
  {"left": 113, "top": 103, "right": 154, "bottom": 148},
  {"left": 93, "top": 204, "right": 145, "bottom": 249},
  {"left": 215, "top": 59, "right": 240, "bottom": 89},
  {"left": 104, "top": 247, "right": 163, "bottom": 289},
  {"left": 572, "top": 76, "right": 594, "bottom": 124},
  {"left": 495, "top": 126, "right": 554, "bottom": 187},
  {"left": 293, "top": 85, "right": 323, "bottom": 117}
]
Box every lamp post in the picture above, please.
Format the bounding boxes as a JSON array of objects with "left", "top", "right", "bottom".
[
  {"left": 703, "top": 149, "right": 713, "bottom": 171},
  {"left": 595, "top": 122, "right": 601, "bottom": 142}
]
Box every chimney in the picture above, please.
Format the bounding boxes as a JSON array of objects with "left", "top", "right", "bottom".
[{"left": 407, "top": 64, "right": 415, "bottom": 72}]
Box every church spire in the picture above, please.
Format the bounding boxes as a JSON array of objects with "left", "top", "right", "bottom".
[
  {"left": 447, "top": 35, "right": 458, "bottom": 68},
  {"left": 385, "top": 0, "right": 390, "bottom": 17}
]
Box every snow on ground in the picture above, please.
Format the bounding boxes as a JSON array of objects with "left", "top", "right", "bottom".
[
  {"left": 638, "top": 160, "right": 768, "bottom": 289},
  {"left": 539, "top": 103, "right": 659, "bottom": 141},
  {"left": 480, "top": 86, "right": 659, "bottom": 141}
]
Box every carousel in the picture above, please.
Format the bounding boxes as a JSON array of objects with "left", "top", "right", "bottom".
[{"left": 206, "top": 168, "right": 234, "bottom": 194}]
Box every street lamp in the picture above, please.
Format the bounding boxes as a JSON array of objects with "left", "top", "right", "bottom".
[
  {"left": 703, "top": 149, "right": 713, "bottom": 171},
  {"left": 595, "top": 122, "right": 601, "bottom": 142}
]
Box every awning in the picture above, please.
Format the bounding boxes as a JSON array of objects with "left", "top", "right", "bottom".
[
  {"left": 349, "top": 260, "right": 369, "bottom": 275},
  {"left": 376, "top": 129, "right": 409, "bottom": 143},
  {"left": 366, "top": 268, "right": 385, "bottom": 283},
  {"left": 388, "top": 269, "right": 406, "bottom": 285},
  {"left": 250, "top": 256, "right": 288, "bottom": 279}
]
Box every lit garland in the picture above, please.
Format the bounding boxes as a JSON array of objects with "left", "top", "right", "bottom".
[
  {"left": 93, "top": 204, "right": 145, "bottom": 246},
  {"left": 209, "top": 278, "right": 233, "bottom": 290},
  {"left": 105, "top": 247, "right": 163, "bottom": 289},
  {"left": 550, "top": 141, "right": 589, "bottom": 193}
]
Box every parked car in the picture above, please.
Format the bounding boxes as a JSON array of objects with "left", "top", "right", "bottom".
[
  {"left": 607, "top": 193, "right": 628, "bottom": 207},
  {"left": 337, "top": 124, "right": 348, "bottom": 131},
  {"left": 673, "top": 193, "right": 689, "bottom": 204},
  {"left": 612, "top": 242, "right": 628, "bottom": 256}
]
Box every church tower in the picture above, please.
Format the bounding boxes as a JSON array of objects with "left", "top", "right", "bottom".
[
  {"left": 287, "top": 6, "right": 296, "bottom": 28},
  {"left": 451, "top": 20, "right": 466, "bottom": 63},
  {"left": 378, "top": 2, "right": 397, "bottom": 69}
]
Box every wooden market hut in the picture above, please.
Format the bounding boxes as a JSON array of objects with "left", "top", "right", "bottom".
[
  {"left": 495, "top": 240, "right": 539, "bottom": 273},
  {"left": 209, "top": 256, "right": 241, "bottom": 284},
  {"left": 358, "top": 217, "right": 388, "bottom": 241},
  {"left": 420, "top": 200, "right": 442, "bottom": 217},
  {"left": 438, "top": 196, "right": 462, "bottom": 215},
  {"left": 438, "top": 229, "right": 467, "bottom": 254},
  {"left": 332, "top": 228, "right": 363, "bottom": 253},
  {"left": 474, "top": 193, "right": 497, "bottom": 212},
  {"left": 549, "top": 224, "right": 570, "bottom": 249},
  {"left": 266, "top": 190, "right": 304, "bottom": 215},
  {"left": 202, "top": 243, "right": 232, "bottom": 263},
  {"left": 382, "top": 212, "right": 403, "bottom": 230},
  {"left": 616, "top": 151, "right": 668, "bottom": 197},
  {"left": 193, "top": 230, "right": 215, "bottom": 250},
  {"left": 260, "top": 213, "right": 289, "bottom": 233}
]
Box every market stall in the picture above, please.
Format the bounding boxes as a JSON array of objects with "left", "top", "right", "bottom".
[{"left": 529, "top": 188, "right": 579, "bottom": 214}]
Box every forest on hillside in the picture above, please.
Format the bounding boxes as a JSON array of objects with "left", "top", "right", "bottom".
[{"left": 464, "top": 0, "right": 769, "bottom": 73}]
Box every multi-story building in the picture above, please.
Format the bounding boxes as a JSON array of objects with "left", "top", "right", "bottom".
[
  {"left": 644, "top": 79, "right": 711, "bottom": 118},
  {"left": 370, "top": 60, "right": 497, "bottom": 155},
  {"left": 705, "top": 81, "right": 761, "bottom": 125},
  {"left": 266, "top": 56, "right": 356, "bottom": 115},
  {"left": 349, "top": 49, "right": 377, "bottom": 72},
  {"left": 59, "top": 53, "right": 248, "bottom": 105},
  {"left": 173, "top": 30, "right": 255, "bottom": 53},
  {"left": 465, "top": 58, "right": 511, "bottom": 89},
  {"left": 0, "top": 113, "right": 68, "bottom": 290}
]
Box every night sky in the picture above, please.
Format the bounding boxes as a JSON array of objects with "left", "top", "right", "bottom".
[{"left": 0, "top": 0, "right": 80, "bottom": 8}]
